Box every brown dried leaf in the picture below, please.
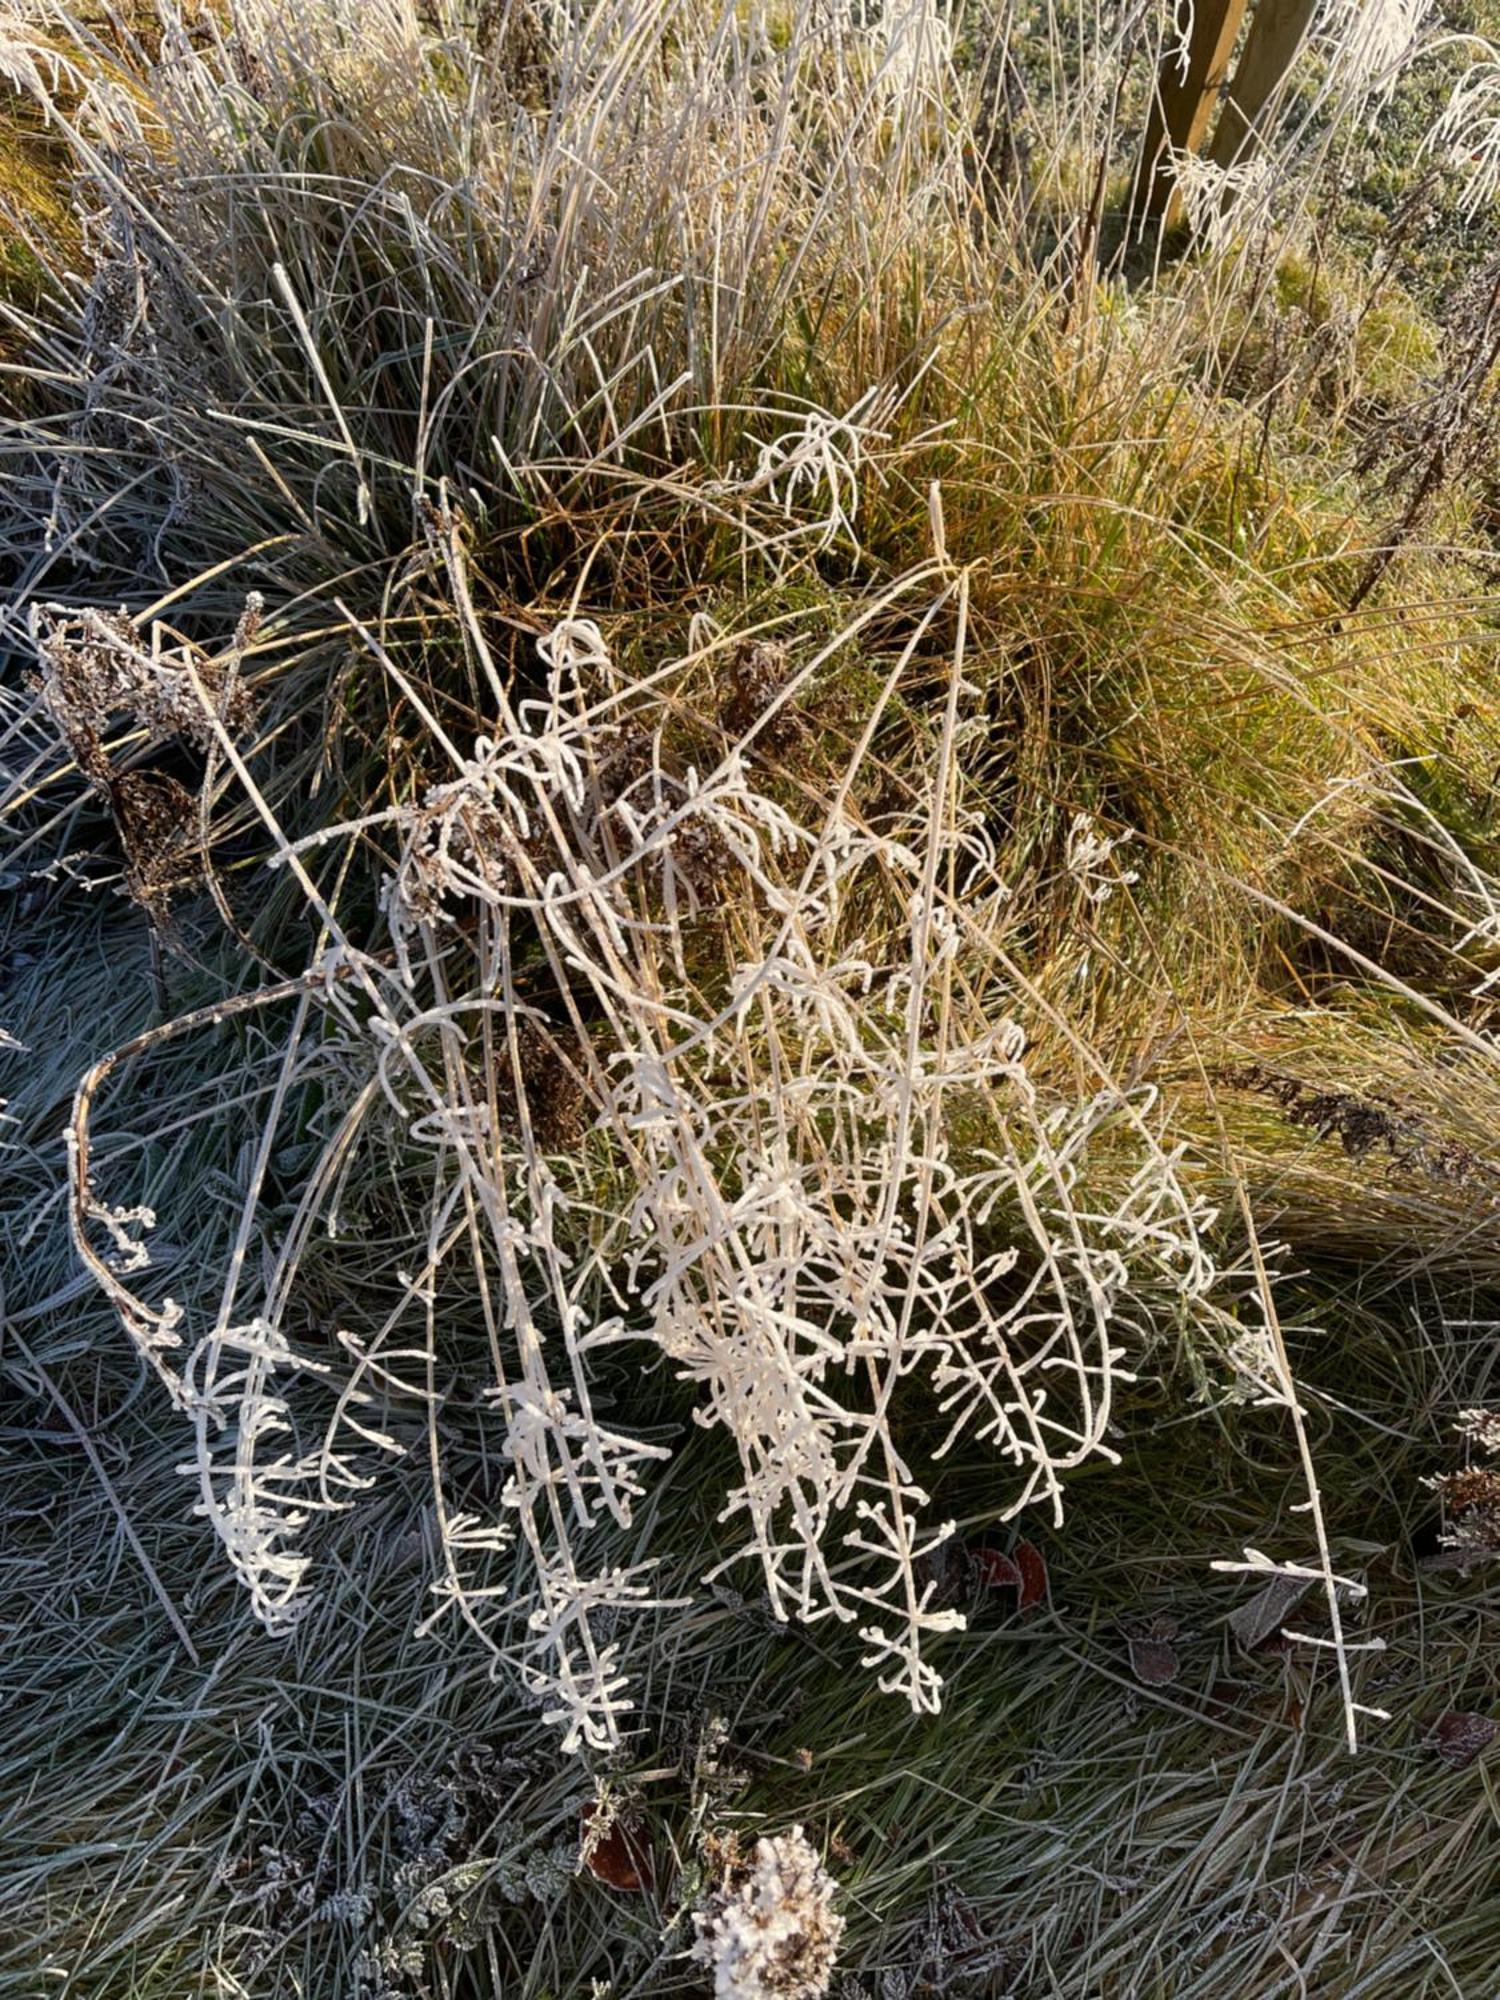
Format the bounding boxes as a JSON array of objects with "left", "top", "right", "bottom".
[
  {"left": 1126, "top": 1615, "right": 1180, "bottom": 1686},
  {"left": 1227, "top": 1572, "right": 1314, "bottom": 1653},
  {"left": 972, "top": 1546, "right": 1022, "bottom": 1591},
  {"left": 1128, "top": 1636, "right": 1180, "bottom": 1686},
  {"left": 581, "top": 1807, "right": 653, "bottom": 1892},
  {"left": 1433, "top": 1711, "right": 1498, "bottom": 1769},
  {"left": 1014, "top": 1540, "right": 1048, "bottom": 1611}
]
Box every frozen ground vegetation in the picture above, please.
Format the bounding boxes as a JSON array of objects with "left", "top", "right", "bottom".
[
  {"left": 57, "top": 550, "right": 1243, "bottom": 1751},
  {"left": 8, "top": 0, "right": 1500, "bottom": 1992},
  {"left": 0, "top": 0, "right": 1353, "bottom": 1757}
]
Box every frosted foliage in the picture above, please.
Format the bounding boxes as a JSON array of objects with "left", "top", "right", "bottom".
[
  {"left": 1166, "top": 0, "right": 1195, "bottom": 83},
  {"left": 1324, "top": 0, "right": 1431, "bottom": 102},
  {"left": 1425, "top": 62, "right": 1500, "bottom": 221},
  {"left": 692, "top": 1827, "right": 845, "bottom": 2000},
  {"left": 1065, "top": 810, "right": 1140, "bottom": 905},
  {"left": 68, "top": 582, "right": 1228, "bottom": 1752},
  {"left": 871, "top": 0, "right": 952, "bottom": 103},
  {"left": 1166, "top": 150, "right": 1277, "bottom": 255}
]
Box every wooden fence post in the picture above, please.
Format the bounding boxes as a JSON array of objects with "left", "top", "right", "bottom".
[
  {"left": 1128, "top": 0, "right": 1252, "bottom": 231},
  {"left": 1209, "top": 0, "right": 1320, "bottom": 170}
]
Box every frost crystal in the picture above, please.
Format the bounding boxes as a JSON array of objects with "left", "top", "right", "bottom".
[{"left": 691, "top": 1828, "right": 845, "bottom": 2000}]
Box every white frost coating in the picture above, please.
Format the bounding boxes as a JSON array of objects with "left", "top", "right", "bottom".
[
  {"left": 1423, "top": 60, "right": 1500, "bottom": 222},
  {"left": 65, "top": 573, "right": 1237, "bottom": 1752},
  {"left": 1323, "top": 0, "right": 1431, "bottom": 106},
  {"left": 691, "top": 1828, "right": 845, "bottom": 2000},
  {"left": 1064, "top": 810, "right": 1141, "bottom": 906}
]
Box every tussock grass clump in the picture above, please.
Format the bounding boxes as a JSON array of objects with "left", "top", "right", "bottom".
[{"left": 6, "top": 0, "right": 1500, "bottom": 1993}]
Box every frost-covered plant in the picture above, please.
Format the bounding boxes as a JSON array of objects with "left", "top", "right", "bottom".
[
  {"left": 1323, "top": 0, "right": 1432, "bottom": 108},
  {"left": 691, "top": 1827, "right": 844, "bottom": 2000},
  {"left": 28, "top": 0, "right": 1353, "bottom": 1759},
  {"left": 1423, "top": 59, "right": 1500, "bottom": 222},
  {"left": 1455, "top": 1407, "right": 1500, "bottom": 1454},
  {"left": 30, "top": 599, "right": 258, "bottom": 768},
  {"left": 1166, "top": 150, "right": 1278, "bottom": 256},
  {"left": 1064, "top": 810, "right": 1140, "bottom": 906},
  {"left": 1165, "top": 0, "right": 1196, "bottom": 86},
  {"left": 1424, "top": 1407, "right": 1500, "bottom": 1564},
  {"left": 67, "top": 552, "right": 1240, "bottom": 1749}
]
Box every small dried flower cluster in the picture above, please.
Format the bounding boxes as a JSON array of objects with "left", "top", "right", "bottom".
[
  {"left": 29, "top": 599, "right": 260, "bottom": 914},
  {"left": 32, "top": 599, "right": 258, "bottom": 767},
  {"left": 1426, "top": 1408, "right": 1500, "bottom": 1564},
  {"left": 1235, "top": 1065, "right": 1499, "bottom": 1196},
  {"left": 691, "top": 1827, "right": 845, "bottom": 2000},
  {"left": 719, "top": 640, "right": 798, "bottom": 753}
]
